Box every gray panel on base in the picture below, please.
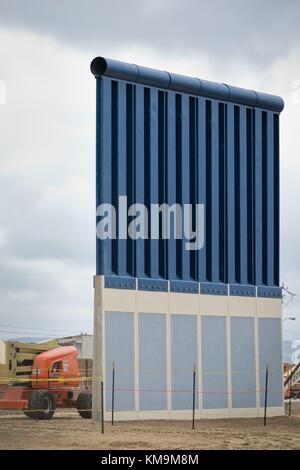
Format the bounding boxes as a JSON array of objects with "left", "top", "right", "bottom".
[
  {"left": 201, "top": 316, "right": 228, "bottom": 409},
  {"left": 258, "top": 318, "right": 283, "bottom": 407},
  {"left": 105, "top": 311, "right": 135, "bottom": 411},
  {"left": 171, "top": 314, "right": 198, "bottom": 410},
  {"left": 138, "top": 313, "right": 167, "bottom": 411},
  {"left": 231, "top": 317, "right": 256, "bottom": 408}
]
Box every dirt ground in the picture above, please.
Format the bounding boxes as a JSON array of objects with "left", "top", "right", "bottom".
[{"left": 0, "top": 410, "right": 300, "bottom": 450}]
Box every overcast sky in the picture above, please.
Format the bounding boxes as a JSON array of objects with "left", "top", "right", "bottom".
[{"left": 0, "top": 0, "right": 299, "bottom": 345}]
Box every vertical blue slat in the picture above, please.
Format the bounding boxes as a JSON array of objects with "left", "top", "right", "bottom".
[
  {"left": 135, "top": 85, "right": 145, "bottom": 278},
  {"left": 167, "top": 92, "right": 177, "bottom": 281},
  {"left": 239, "top": 106, "right": 248, "bottom": 284},
  {"left": 158, "top": 91, "right": 167, "bottom": 279},
  {"left": 198, "top": 98, "right": 206, "bottom": 282},
  {"left": 96, "top": 77, "right": 112, "bottom": 275},
  {"left": 150, "top": 88, "right": 159, "bottom": 279},
  {"left": 219, "top": 103, "right": 226, "bottom": 283},
  {"left": 205, "top": 101, "right": 212, "bottom": 281},
  {"left": 126, "top": 84, "right": 135, "bottom": 277},
  {"left": 262, "top": 112, "right": 268, "bottom": 285},
  {"left": 246, "top": 108, "right": 254, "bottom": 285},
  {"left": 267, "top": 112, "right": 275, "bottom": 286},
  {"left": 234, "top": 107, "right": 241, "bottom": 283},
  {"left": 254, "top": 109, "right": 263, "bottom": 286},
  {"left": 181, "top": 95, "right": 190, "bottom": 280},
  {"left": 96, "top": 78, "right": 102, "bottom": 275},
  {"left": 117, "top": 81, "right": 127, "bottom": 276},
  {"left": 273, "top": 114, "right": 280, "bottom": 286},
  {"left": 189, "top": 98, "right": 197, "bottom": 280},
  {"left": 210, "top": 101, "right": 220, "bottom": 283},
  {"left": 111, "top": 81, "right": 118, "bottom": 275},
  {"left": 226, "top": 104, "right": 235, "bottom": 284}
]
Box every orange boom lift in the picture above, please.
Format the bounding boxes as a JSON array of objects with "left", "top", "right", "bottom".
[{"left": 0, "top": 340, "right": 92, "bottom": 420}]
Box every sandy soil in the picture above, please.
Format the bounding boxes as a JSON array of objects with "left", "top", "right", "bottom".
[{"left": 0, "top": 411, "right": 300, "bottom": 450}]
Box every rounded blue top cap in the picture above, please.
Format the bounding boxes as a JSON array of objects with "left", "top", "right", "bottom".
[{"left": 90, "top": 57, "right": 284, "bottom": 113}]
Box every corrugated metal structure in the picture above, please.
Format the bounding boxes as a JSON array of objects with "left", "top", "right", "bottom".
[
  {"left": 91, "top": 56, "right": 283, "bottom": 297},
  {"left": 90, "top": 57, "right": 284, "bottom": 421}
]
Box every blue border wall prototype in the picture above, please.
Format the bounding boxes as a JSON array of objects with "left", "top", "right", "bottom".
[
  {"left": 91, "top": 58, "right": 284, "bottom": 420},
  {"left": 91, "top": 57, "right": 284, "bottom": 299}
]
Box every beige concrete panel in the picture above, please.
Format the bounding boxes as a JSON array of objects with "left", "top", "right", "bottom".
[
  {"left": 92, "top": 275, "right": 104, "bottom": 422},
  {"left": 199, "top": 294, "right": 228, "bottom": 316},
  {"left": 104, "top": 411, "right": 138, "bottom": 421},
  {"left": 256, "top": 298, "right": 282, "bottom": 317},
  {"left": 103, "top": 407, "right": 285, "bottom": 421},
  {"left": 201, "top": 409, "right": 230, "bottom": 419},
  {"left": 228, "top": 296, "right": 256, "bottom": 316},
  {"left": 137, "top": 411, "right": 170, "bottom": 420},
  {"left": 230, "top": 408, "right": 259, "bottom": 418},
  {"left": 137, "top": 290, "right": 168, "bottom": 313},
  {"left": 169, "top": 293, "right": 199, "bottom": 314},
  {"left": 169, "top": 411, "right": 200, "bottom": 420},
  {"left": 102, "top": 287, "right": 136, "bottom": 312},
  {"left": 258, "top": 406, "right": 285, "bottom": 417}
]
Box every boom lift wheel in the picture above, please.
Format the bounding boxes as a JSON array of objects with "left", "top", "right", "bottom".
[
  {"left": 77, "top": 392, "right": 92, "bottom": 419},
  {"left": 24, "top": 390, "right": 56, "bottom": 420}
]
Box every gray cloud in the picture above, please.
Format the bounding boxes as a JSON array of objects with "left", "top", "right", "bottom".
[
  {"left": 0, "top": 0, "right": 299, "bottom": 67},
  {"left": 0, "top": 27, "right": 95, "bottom": 339}
]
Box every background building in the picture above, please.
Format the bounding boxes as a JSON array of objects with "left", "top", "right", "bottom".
[{"left": 58, "top": 334, "right": 93, "bottom": 359}]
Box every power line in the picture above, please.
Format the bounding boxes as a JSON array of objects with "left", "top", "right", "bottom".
[
  {"left": 0, "top": 314, "right": 92, "bottom": 324},
  {"left": 0, "top": 330, "right": 64, "bottom": 338},
  {"left": 0, "top": 265, "right": 93, "bottom": 281},
  {"left": 0, "top": 328, "right": 89, "bottom": 337},
  {"left": 282, "top": 284, "right": 300, "bottom": 300},
  {"left": 0, "top": 324, "right": 90, "bottom": 334}
]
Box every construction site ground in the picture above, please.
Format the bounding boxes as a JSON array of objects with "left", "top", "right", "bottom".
[{"left": 0, "top": 403, "right": 299, "bottom": 450}]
